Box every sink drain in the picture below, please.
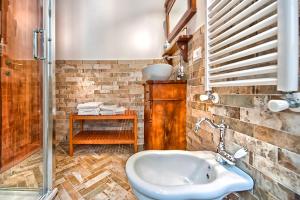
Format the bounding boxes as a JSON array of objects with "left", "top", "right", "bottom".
[{"left": 206, "top": 173, "right": 210, "bottom": 179}]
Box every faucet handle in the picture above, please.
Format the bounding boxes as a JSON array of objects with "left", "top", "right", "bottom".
[
  {"left": 219, "top": 119, "right": 229, "bottom": 129},
  {"left": 234, "top": 147, "right": 248, "bottom": 159}
]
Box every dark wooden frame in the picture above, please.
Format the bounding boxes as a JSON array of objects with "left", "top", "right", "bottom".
[{"left": 165, "top": 0, "right": 196, "bottom": 42}]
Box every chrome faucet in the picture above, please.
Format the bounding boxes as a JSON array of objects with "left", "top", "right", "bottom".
[
  {"left": 176, "top": 64, "right": 185, "bottom": 80},
  {"left": 194, "top": 118, "right": 248, "bottom": 166}
]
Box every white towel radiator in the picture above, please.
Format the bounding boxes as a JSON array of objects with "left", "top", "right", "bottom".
[{"left": 204, "top": 0, "right": 300, "bottom": 112}]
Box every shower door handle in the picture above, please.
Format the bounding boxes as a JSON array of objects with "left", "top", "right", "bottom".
[
  {"left": 33, "top": 29, "right": 46, "bottom": 60},
  {"left": 33, "top": 30, "right": 38, "bottom": 59}
]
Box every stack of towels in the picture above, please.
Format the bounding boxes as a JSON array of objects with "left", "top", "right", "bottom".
[
  {"left": 100, "top": 105, "right": 126, "bottom": 115},
  {"left": 77, "top": 102, "right": 103, "bottom": 115},
  {"left": 77, "top": 102, "right": 126, "bottom": 115}
]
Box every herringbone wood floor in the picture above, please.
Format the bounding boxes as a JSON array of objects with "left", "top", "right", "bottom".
[
  {"left": 0, "top": 144, "right": 137, "bottom": 200},
  {"left": 54, "top": 144, "right": 136, "bottom": 200}
]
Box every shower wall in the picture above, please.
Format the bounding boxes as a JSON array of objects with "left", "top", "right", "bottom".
[
  {"left": 0, "top": 0, "right": 42, "bottom": 172},
  {"left": 0, "top": 60, "right": 42, "bottom": 171}
]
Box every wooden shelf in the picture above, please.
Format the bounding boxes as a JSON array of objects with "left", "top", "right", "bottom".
[
  {"left": 72, "top": 110, "right": 137, "bottom": 120},
  {"left": 73, "top": 130, "right": 135, "bottom": 145},
  {"left": 69, "top": 110, "right": 138, "bottom": 156},
  {"left": 163, "top": 35, "right": 193, "bottom": 64}
]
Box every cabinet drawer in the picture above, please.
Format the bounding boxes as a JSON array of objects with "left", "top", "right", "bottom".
[{"left": 151, "top": 84, "right": 186, "bottom": 100}]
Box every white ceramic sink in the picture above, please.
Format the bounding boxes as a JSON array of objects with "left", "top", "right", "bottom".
[
  {"left": 142, "top": 64, "right": 173, "bottom": 80},
  {"left": 126, "top": 151, "right": 254, "bottom": 200}
]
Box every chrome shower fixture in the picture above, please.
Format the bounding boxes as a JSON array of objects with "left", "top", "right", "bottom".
[
  {"left": 200, "top": 91, "right": 219, "bottom": 104},
  {"left": 268, "top": 92, "right": 300, "bottom": 112}
]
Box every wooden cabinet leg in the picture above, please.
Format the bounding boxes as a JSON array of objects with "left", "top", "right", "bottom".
[
  {"left": 134, "top": 144, "right": 138, "bottom": 153},
  {"left": 134, "top": 116, "right": 138, "bottom": 153},
  {"left": 69, "top": 114, "right": 74, "bottom": 156}
]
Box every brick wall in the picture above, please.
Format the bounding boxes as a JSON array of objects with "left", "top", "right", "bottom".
[
  {"left": 176, "top": 26, "right": 300, "bottom": 199},
  {"left": 54, "top": 59, "right": 162, "bottom": 144}
]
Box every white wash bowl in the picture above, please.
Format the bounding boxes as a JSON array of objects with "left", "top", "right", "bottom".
[
  {"left": 142, "top": 64, "right": 173, "bottom": 80},
  {"left": 126, "top": 151, "right": 254, "bottom": 200}
]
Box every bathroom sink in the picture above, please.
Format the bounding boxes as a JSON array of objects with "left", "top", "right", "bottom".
[
  {"left": 142, "top": 64, "right": 173, "bottom": 80},
  {"left": 126, "top": 151, "right": 254, "bottom": 200}
]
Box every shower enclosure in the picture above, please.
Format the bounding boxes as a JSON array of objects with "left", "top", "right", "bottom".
[{"left": 0, "top": 0, "right": 54, "bottom": 199}]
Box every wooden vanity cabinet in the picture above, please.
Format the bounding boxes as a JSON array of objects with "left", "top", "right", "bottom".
[{"left": 144, "top": 80, "right": 187, "bottom": 150}]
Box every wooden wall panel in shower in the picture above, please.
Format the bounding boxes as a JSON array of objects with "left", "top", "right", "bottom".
[{"left": 0, "top": 0, "right": 42, "bottom": 171}]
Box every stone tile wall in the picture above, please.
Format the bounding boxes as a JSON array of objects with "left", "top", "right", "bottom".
[
  {"left": 53, "top": 21, "right": 300, "bottom": 200},
  {"left": 54, "top": 59, "right": 162, "bottom": 144},
  {"left": 180, "top": 26, "right": 300, "bottom": 199}
]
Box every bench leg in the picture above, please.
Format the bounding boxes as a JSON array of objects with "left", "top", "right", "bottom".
[
  {"left": 69, "top": 115, "right": 74, "bottom": 156},
  {"left": 70, "top": 144, "right": 73, "bottom": 157},
  {"left": 134, "top": 144, "right": 138, "bottom": 153},
  {"left": 134, "top": 117, "right": 138, "bottom": 153},
  {"left": 80, "top": 120, "right": 84, "bottom": 132}
]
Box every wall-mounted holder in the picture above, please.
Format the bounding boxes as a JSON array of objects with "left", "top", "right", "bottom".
[
  {"left": 200, "top": 92, "right": 219, "bottom": 104},
  {"left": 268, "top": 92, "right": 300, "bottom": 112},
  {"left": 163, "top": 35, "right": 193, "bottom": 65}
]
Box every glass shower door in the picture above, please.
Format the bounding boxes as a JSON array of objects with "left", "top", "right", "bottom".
[{"left": 0, "top": 0, "right": 54, "bottom": 199}]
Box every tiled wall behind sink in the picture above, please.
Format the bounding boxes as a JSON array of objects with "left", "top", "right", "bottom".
[
  {"left": 173, "top": 26, "right": 300, "bottom": 199},
  {"left": 54, "top": 29, "right": 300, "bottom": 200},
  {"left": 54, "top": 59, "right": 162, "bottom": 144}
]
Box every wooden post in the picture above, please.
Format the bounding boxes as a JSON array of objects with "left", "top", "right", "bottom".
[
  {"left": 69, "top": 114, "right": 73, "bottom": 156},
  {"left": 80, "top": 120, "right": 84, "bottom": 132},
  {"left": 134, "top": 112, "right": 138, "bottom": 153}
]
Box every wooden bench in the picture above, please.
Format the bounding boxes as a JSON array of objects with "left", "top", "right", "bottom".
[{"left": 69, "top": 110, "right": 138, "bottom": 156}]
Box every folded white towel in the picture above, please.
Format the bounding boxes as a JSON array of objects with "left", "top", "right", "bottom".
[
  {"left": 100, "top": 104, "right": 118, "bottom": 111},
  {"left": 78, "top": 108, "right": 100, "bottom": 116},
  {"left": 77, "top": 108, "right": 100, "bottom": 112},
  {"left": 99, "top": 107, "right": 126, "bottom": 115},
  {"left": 99, "top": 110, "right": 115, "bottom": 115},
  {"left": 78, "top": 112, "right": 99, "bottom": 116},
  {"left": 77, "top": 102, "right": 103, "bottom": 109},
  {"left": 114, "top": 107, "right": 126, "bottom": 114}
]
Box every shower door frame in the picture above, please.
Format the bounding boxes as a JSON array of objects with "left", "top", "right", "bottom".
[{"left": 41, "top": 0, "right": 55, "bottom": 197}]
